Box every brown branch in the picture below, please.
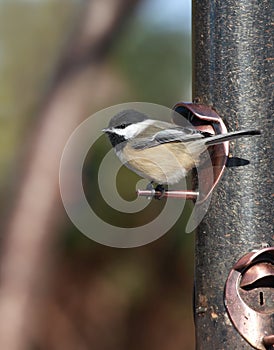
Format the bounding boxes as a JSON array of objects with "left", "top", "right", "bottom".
[
  {"left": 0, "top": 1, "right": 141, "bottom": 349},
  {"left": 52, "top": 0, "right": 140, "bottom": 84}
]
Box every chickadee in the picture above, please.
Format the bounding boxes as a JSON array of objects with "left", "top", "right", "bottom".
[{"left": 103, "top": 109, "right": 260, "bottom": 185}]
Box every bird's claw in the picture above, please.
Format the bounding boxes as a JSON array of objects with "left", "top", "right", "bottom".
[
  {"left": 146, "top": 181, "right": 154, "bottom": 191},
  {"left": 154, "top": 184, "right": 166, "bottom": 200},
  {"left": 144, "top": 182, "right": 166, "bottom": 200},
  {"left": 145, "top": 181, "right": 155, "bottom": 200}
]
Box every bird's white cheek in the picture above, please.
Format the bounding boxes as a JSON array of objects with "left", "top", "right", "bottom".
[{"left": 115, "top": 120, "right": 155, "bottom": 139}]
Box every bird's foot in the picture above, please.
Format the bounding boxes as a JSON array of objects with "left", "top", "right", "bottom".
[
  {"left": 144, "top": 182, "right": 166, "bottom": 200},
  {"left": 146, "top": 181, "right": 154, "bottom": 191},
  {"left": 155, "top": 184, "right": 166, "bottom": 200},
  {"left": 145, "top": 181, "right": 155, "bottom": 200}
]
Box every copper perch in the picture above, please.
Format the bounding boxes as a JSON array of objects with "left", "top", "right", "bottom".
[{"left": 137, "top": 189, "right": 199, "bottom": 200}]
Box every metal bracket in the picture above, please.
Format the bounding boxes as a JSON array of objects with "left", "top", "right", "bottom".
[{"left": 225, "top": 247, "right": 274, "bottom": 349}]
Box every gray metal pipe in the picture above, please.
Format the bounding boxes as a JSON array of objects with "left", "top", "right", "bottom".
[{"left": 192, "top": 0, "right": 273, "bottom": 349}]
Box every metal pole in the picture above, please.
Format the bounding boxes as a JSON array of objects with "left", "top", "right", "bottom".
[{"left": 192, "top": 1, "right": 273, "bottom": 349}]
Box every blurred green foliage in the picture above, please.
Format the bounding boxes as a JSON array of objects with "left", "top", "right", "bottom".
[
  {"left": 110, "top": 21, "right": 191, "bottom": 105},
  {"left": 0, "top": 1, "right": 195, "bottom": 348},
  {"left": 0, "top": 0, "right": 80, "bottom": 185}
]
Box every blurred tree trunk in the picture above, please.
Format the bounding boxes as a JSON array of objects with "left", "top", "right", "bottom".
[{"left": 0, "top": 1, "right": 140, "bottom": 349}]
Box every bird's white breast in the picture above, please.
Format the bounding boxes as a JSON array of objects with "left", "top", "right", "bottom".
[{"left": 116, "top": 143, "right": 195, "bottom": 184}]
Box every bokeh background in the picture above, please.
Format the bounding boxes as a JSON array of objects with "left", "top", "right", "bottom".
[{"left": 0, "top": 0, "right": 195, "bottom": 349}]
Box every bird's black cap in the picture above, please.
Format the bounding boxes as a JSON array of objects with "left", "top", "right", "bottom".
[{"left": 108, "top": 109, "right": 148, "bottom": 129}]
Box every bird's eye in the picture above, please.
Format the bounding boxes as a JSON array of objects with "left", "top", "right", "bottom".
[{"left": 118, "top": 123, "right": 127, "bottom": 129}]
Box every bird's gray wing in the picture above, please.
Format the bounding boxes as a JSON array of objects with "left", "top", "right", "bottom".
[{"left": 131, "top": 127, "right": 204, "bottom": 150}]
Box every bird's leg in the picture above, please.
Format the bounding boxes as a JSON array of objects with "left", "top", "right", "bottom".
[
  {"left": 144, "top": 182, "right": 166, "bottom": 200},
  {"left": 144, "top": 181, "right": 155, "bottom": 200},
  {"left": 146, "top": 181, "right": 154, "bottom": 191},
  {"left": 155, "top": 184, "right": 166, "bottom": 200}
]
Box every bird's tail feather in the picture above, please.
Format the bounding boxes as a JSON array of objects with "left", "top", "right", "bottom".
[{"left": 205, "top": 129, "right": 261, "bottom": 146}]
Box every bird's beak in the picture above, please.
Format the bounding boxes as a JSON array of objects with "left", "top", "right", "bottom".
[{"left": 102, "top": 128, "right": 111, "bottom": 133}]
